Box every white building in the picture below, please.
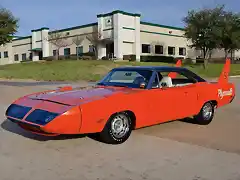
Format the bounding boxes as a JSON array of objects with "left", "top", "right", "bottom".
[{"left": 0, "top": 10, "right": 237, "bottom": 65}]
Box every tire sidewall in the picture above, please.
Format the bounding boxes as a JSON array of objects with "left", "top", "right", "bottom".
[
  {"left": 196, "top": 102, "right": 215, "bottom": 125},
  {"left": 103, "top": 112, "right": 133, "bottom": 144}
]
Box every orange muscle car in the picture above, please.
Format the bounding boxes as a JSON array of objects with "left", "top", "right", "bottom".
[{"left": 5, "top": 59, "right": 235, "bottom": 144}]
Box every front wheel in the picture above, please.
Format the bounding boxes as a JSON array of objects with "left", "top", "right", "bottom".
[
  {"left": 194, "top": 102, "right": 215, "bottom": 125},
  {"left": 99, "top": 112, "right": 133, "bottom": 144}
]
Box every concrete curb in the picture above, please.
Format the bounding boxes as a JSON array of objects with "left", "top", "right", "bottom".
[{"left": 230, "top": 75, "right": 240, "bottom": 78}]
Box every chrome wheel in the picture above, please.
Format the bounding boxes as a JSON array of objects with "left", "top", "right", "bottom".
[
  {"left": 202, "top": 103, "right": 213, "bottom": 120},
  {"left": 111, "top": 114, "right": 130, "bottom": 139}
]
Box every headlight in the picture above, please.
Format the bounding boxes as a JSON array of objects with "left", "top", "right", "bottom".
[
  {"left": 6, "top": 104, "right": 32, "bottom": 119},
  {"left": 25, "top": 109, "right": 59, "bottom": 125}
]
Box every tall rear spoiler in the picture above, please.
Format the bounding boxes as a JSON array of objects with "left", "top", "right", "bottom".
[
  {"left": 168, "top": 58, "right": 231, "bottom": 83},
  {"left": 168, "top": 59, "right": 182, "bottom": 78},
  {"left": 218, "top": 58, "right": 231, "bottom": 84}
]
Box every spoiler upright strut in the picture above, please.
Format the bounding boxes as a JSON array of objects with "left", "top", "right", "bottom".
[
  {"left": 168, "top": 59, "right": 182, "bottom": 78},
  {"left": 218, "top": 58, "right": 231, "bottom": 84}
]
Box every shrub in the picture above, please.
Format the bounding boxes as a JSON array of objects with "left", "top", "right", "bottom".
[
  {"left": 101, "top": 56, "right": 109, "bottom": 60},
  {"left": 140, "top": 55, "right": 175, "bottom": 63},
  {"left": 80, "top": 56, "right": 92, "bottom": 60},
  {"left": 183, "top": 58, "right": 193, "bottom": 65},
  {"left": 123, "top": 54, "right": 136, "bottom": 61}
]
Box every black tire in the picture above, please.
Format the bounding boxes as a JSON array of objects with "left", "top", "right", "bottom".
[
  {"left": 194, "top": 102, "right": 215, "bottom": 125},
  {"left": 98, "top": 112, "right": 133, "bottom": 144}
]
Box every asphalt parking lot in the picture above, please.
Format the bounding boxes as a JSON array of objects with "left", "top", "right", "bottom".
[{"left": 0, "top": 78, "right": 239, "bottom": 180}]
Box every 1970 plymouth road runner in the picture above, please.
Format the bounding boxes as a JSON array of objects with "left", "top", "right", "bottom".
[{"left": 6, "top": 59, "right": 235, "bottom": 144}]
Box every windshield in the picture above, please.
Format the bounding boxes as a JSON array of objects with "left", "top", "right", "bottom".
[{"left": 97, "top": 69, "right": 153, "bottom": 88}]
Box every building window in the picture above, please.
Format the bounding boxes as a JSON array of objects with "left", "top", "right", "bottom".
[
  {"left": 14, "top": 54, "right": 19, "bottom": 61},
  {"left": 168, "top": 46, "right": 175, "bottom": 55},
  {"left": 64, "top": 48, "right": 71, "bottom": 56},
  {"left": 89, "top": 45, "right": 94, "bottom": 53},
  {"left": 155, "top": 45, "right": 163, "bottom": 54},
  {"left": 76, "top": 46, "right": 83, "bottom": 56},
  {"left": 22, "top": 53, "right": 27, "bottom": 61},
  {"left": 179, "top": 47, "right": 186, "bottom": 56},
  {"left": 29, "top": 53, "right": 32, "bottom": 60},
  {"left": 4, "top": 51, "right": 8, "bottom": 58},
  {"left": 142, "top": 44, "right": 150, "bottom": 53},
  {"left": 53, "top": 50, "right": 57, "bottom": 56}
]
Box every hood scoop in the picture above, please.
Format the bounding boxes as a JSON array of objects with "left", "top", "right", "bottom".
[
  {"left": 28, "top": 86, "right": 124, "bottom": 106},
  {"left": 29, "top": 97, "right": 73, "bottom": 106}
]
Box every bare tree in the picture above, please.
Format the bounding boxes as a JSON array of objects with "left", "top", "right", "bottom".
[
  {"left": 86, "top": 28, "right": 103, "bottom": 59},
  {"left": 72, "top": 35, "right": 84, "bottom": 60},
  {"left": 48, "top": 31, "right": 72, "bottom": 60}
]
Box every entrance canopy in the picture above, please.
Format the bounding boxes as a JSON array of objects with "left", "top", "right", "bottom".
[{"left": 29, "top": 48, "right": 42, "bottom": 52}]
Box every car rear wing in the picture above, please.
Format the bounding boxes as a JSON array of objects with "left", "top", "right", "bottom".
[
  {"left": 168, "top": 58, "right": 231, "bottom": 84},
  {"left": 218, "top": 58, "right": 231, "bottom": 84},
  {"left": 168, "top": 59, "right": 182, "bottom": 78}
]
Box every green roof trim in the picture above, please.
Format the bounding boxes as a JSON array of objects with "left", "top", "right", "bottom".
[
  {"left": 123, "top": 27, "right": 135, "bottom": 30},
  {"left": 49, "top": 22, "right": 98, "bottom": 34},
  {"left": 31, "top": 27, "right": 50, "bottom": 32},
  {"left": 12, "top": 36, "right": 32, "bottom": 41},
  {"left": 141, "top": 30, "right": 184, "bottom": 37},
  {"left": 13, "top": 36, "right": 21, "bottom": 38},
  {"left": 12, "top": 42, "right": 31, "bottom": 47},
  {"left": 103, "top": 28, "right": 113, "bottom": 31},
  {"left": 97, "top": 10, "right": 141, "bottom": 18},
  {"left": 140, "top": 21, "right": 185, "bottom": 31},
  {"left": 123, "top": 41, "right": 134, "bottom": 43}
]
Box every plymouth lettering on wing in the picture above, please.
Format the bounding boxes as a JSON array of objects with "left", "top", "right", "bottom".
[{"left": 218, "top": 88, "right": 233, "bottom": 99}]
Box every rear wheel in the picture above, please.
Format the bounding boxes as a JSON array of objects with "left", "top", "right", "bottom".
[
  {"left": 99, "top": 112, "right": 133, "bottom": 144},
  {"left": 194, "top": 102, "right": 215, "bottom": 125}
]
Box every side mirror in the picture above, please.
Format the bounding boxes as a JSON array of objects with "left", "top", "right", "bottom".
[{"left": 140, "top": 82, "right": 146, "bottom": 88}]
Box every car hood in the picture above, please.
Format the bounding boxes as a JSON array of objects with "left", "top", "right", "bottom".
[{"left": 27, "top": 86, "right": 136, "bottom": 106}]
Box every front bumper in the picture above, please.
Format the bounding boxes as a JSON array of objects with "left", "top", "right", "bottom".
[
  {"left": 6, "top": 103, "right": 82, "bottom": 135},
  {"left": 8, "top": 118, "right": 59, "bottom": 136}
]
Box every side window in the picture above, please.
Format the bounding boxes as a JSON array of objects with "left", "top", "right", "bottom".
[
  {"left": 174, "top": 73, "right": 189, "bottom": 79},
  {"left": 150, "top": 70, "right": 198, "bottom": 89},
  {"left": 158, "top": 72, "right": 173, "bottom": 88},
  {"left": 107, "top": 71, "right": 141, "bottom": 83},
  {"left": 151, "top": 72, "right": 173, "bottom": 89},
  {"left": 170, "top": 71, "right": 197, "bottom": 87}
]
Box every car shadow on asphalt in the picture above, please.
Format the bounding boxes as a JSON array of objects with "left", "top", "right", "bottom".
[
  {"left": 180, "top": 117, "right": 200, "bottom": 124},
  {"left": 1, "top": 117, "right": 198, "bottom": 142},
  {"left": 1, "top": 119, "right": 101, "bottom": 142}
]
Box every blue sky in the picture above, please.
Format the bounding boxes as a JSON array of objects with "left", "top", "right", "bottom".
[{"left": 1, "top": 0, "right": 239, "bottom": 36}]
